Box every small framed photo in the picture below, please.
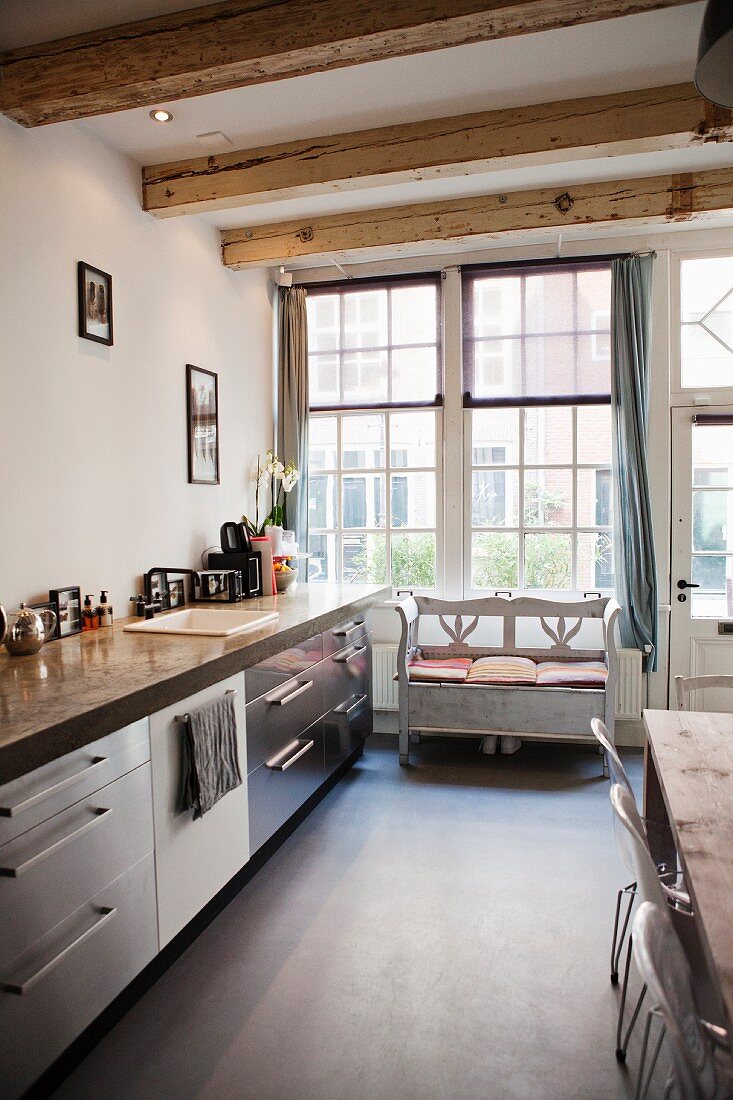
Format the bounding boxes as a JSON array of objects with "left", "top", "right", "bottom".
[
  {"left": 187, "top": 364, "right": 220, "bottom": 485},
  {"left": 168, "top": 578, "right": 186, "bottom": 609},
  {"left": 49, "top": 587, "right": 82, "bottom": 638},
  {"left": 145, "top": 570, "right": 169, "bottom": 609},
  {"left": 78, "top": 261, "right": 113, "bottom": 346},
  {"left": 30, "top": 600, "right": 59, "bottom": 641}
]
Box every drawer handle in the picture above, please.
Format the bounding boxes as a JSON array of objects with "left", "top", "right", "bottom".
[
  {"left": 2, "top": 906, "right": 116, "bottom": 996},
  {"left": 333, "top": 645, "right": 367, "bottom": 665},
  {"left": 266, "top": 679, "right": 314, "bottom": 707},
  {"left": 0, "top": 757, "right": 108, "bottom": 819},
  {"left": 265, "top": 738, "right": 315, "bottom": 771},
  {"left": 334, "top": 693, "right": 368, "bottom": 717},
  {"left": 0, "top": 808, "right": 112, "bottom": 878},
  {"left": 332, "top": 620, "right": 364, "bottom": 637}
]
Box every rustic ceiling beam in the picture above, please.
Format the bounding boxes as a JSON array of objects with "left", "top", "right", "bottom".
[
  {"left": 144, "top": 84, "right": 732, "bottom": 217},
  {"left": 220, "top": 167, "right": 733, "bottom": 267},
  {"left": 0, "top": 0, "right": 691, "bottom": 127}
]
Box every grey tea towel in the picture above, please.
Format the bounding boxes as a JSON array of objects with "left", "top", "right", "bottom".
[{"left": 181, "top": 692, "right": 242, "bottom": 818}]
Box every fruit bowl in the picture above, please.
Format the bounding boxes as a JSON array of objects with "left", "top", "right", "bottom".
[{"left": 274, "top": 558, "right": 297, "bottom": 593}]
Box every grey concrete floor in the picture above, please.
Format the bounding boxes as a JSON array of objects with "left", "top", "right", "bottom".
[{"left": 55, "top": 735, "right": 663, "bottom": 1100}]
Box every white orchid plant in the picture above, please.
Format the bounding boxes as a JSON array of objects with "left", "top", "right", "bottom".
[{"left": 243, "top": 449, "right": 300, "bottom": 537}]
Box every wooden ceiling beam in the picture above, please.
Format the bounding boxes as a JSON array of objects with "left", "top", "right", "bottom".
[
  {"left": 1, "top": 0, "right": 691, "bottom": 127},
  {"left": 220, "top": 167, "right": 733, "bottom": 267},
  {"left": 144, "top": 84, "right": 732, "bottom": 217}
]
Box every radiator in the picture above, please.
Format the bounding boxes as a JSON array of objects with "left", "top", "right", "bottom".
[{"left": 372, "top": 643, "right": 644, "bottom": 720}]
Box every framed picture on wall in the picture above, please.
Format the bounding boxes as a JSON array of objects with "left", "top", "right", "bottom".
[
  {"left": 49, "top": 587, "right": 82, "bottom": 638},
  {"left": 78, "top": 261, "right": 113, "bottom": 346},
  {"left": 187, "top": 364, "right": 220, "bottom": 485}
]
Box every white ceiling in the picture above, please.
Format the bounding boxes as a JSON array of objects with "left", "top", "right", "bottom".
[{"left": 4, "top": 0, "right": 732, "bottom": 253}]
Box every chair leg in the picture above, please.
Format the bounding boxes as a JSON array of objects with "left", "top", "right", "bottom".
[
  {"left": 611, "top": 884, "right": 636, "bottom": 985},
  {"left": 399, "top": 724, "right": 410, "bottom": 766},
  {"left": 618, "top": 980, "right": 647, "bottom": 1063},
  {"left": 635, "top": 1008, "right": 665, "bottom": 1100},
  {"left": 616, "top": 932, "right": 647, "bottom": 1061}
]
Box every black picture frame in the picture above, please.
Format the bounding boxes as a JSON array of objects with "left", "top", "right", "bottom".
[
  {"left": 187, "top": 364, "right": 220, "bottom": 485},
  {"left": 30, "top": 600, "right": 59, "bottom": 641},
  {"left": 168, "top": 578, "right": 186, "bottom": 609},
  {"left": 145, "top": 570, "right": 170, "bottom": 609},
  {"left": 78, "top": 261, "right": 113, "bottom": 346},
  {"left": 49, "top": 587, "right": 82, "bottom": 638}
]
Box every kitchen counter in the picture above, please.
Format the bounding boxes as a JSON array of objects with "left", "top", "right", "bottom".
[{"left": 0, "top": 584, "right": 390, "bottom": 784}]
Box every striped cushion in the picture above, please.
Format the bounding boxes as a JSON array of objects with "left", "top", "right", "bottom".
[
  {"left": 536, "top": 661, "right": 608, "bottom": 686},
  {"left": 408, "top": 655, "right": 473, "bottom": 682},
  {"left": 466, "top": 656, "right": 537, "bottom": 685}
]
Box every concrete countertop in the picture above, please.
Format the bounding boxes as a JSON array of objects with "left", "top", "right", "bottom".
[{"left": 0, "top": 584, "right": 390, "bottom": 786}]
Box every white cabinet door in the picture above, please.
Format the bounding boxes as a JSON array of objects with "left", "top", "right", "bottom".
[{"left": 149, "top": 672, "right": 248, "bottom": 947}]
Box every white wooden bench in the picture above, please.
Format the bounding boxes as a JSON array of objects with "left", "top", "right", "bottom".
[{"left": 396, "top": 595, "right": 621, "bottom": 765}]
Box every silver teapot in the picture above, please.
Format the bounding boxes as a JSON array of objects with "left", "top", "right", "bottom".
[{"left": 4, "top": 603, "right": 58, "bottom": 656}]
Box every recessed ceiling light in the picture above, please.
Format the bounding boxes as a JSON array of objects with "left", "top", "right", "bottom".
[{"left": 150, "top": 109, "right": 173, "bottom": 123}]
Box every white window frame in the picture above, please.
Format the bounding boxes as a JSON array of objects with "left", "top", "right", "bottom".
[
  {"left": 308, "top": 407, "right": 444, "bottom": 593},
  {"left": 671, "top": 248, "right": 733, "bottom": 407},
  {"left": 462, "top": 403, "right": 614, "bottom": 599}
]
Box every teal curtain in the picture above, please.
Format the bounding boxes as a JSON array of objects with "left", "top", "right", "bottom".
[
  {"left": 276, "top": 287, "right": 309, "bottom": 558},
  {"left": 611, "top": 254, "right": 657, "bottom": 669}
]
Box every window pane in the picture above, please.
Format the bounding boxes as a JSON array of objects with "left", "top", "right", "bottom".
[
  {"left": 576, "top": 268, "right": 613, "bottom": 330},
  {"left": 693, "top": 490, "right": 733, "bottom": 552},
  {"left": 524, "top": 470, "right": 573, "bottom": 527},
  {"left": 308, "top": 533, "right": 337, "bottom": 582},
  {"left": 577, "top": 468, "right": 613, "bottom": 526},
  {"left": 342, "top": 473, "right": 385, "bottom": 528},
  {"left": 691, "top": 555, "right": 733, "bottom": 618},
  {"left": 472, "top": 277, "right": 522, "bottom": 337},
  {"left": 472, "top": 532, "right": 519, "bottom": 589},
  {"left": 342, "top": 350, "right": 388, "bottom": 404},
  {"left": 473, "top": 338, "right": 520, "bottom": 397},
  {"left": 343, "top": 533, "right": 387, "bottom": 584},
  {"left": 524, "top": 407, "right": 572, "bottom": 465},
  {"left": 306, "top": 295, "right": 339, "bottom": 352},
  {"left": 342, "top": 415, "right": 385, "bottom": 469},
  {"left": 343, "top": 290, "right": 388, "bottom": 350},
  {"left": 309, "top": 416, "right": 338, "bottom": 470},
  {"left": 693, "top": 424, "right": 733, "bottom": 486},
  {"left": 390, "top": 411, "right": 436, "bottom": 467},
  {"left": 390, "top": 472, "right": 435, "bottom": 528},
  {"left": 681, "top": 256, "right": 733, "bottom": 389},
  {"left": 391, "top": 346, "right": 438, "bottom": 403},
  {"left": 472, "top": 408, "right": 519, "bottom": 465},
  {"left": 391, "top": 533, "right": 436, "bottom": 588},
  {"left": 308, "top": 474, "right": 337, "bottom": 529},
  {"left": 309, "top": 353, "right": 339, "bottom": 405},
  {"left": 391, "top": 284, "right": 437, "bottom": 345},
  {"left": 577, "top": 406, "right": 612, "bottom": 464},
  {"left": 524, "top": 533, "right": 571, "bottom": 589},
  {"left": 577, "top": 532, "right": 614, "bottom": 590},
  {"left": 472, "top": 470, "right": 519, "bottom": 526}
]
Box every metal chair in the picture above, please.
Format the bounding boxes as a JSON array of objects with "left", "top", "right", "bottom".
[
  {"left": 675, "top": 674, "right": 733, "bottom": 712},
  {"left": 632, "top": 901, "right": 730, "bottom": 1100},
  {"left": 609, "top": 784, "right": 692, "bottom": 1067}
]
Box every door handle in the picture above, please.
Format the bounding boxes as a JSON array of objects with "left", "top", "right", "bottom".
[
  {"left": 677, "top": 580, "right": 700, "bottom": 590},
  {"left": 265, "top": 680, "right": 314, "bottom": 707}
]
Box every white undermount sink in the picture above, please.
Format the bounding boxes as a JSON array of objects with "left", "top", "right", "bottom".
[{"left": 123, "top": 608, "right": 279, "bottom": 637}]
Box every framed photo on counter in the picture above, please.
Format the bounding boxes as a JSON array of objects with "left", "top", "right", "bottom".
[
  {"left": 30, "top": 600, "right": 59, "bottom": 640},
  {"left": 49, "top": 587, "right": 81, "bottom": 638},
  {"left": 187, "top": 364, "right": 220, "bottom": 485}
]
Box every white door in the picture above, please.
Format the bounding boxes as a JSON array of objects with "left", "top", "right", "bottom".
[{"left": 669, "top": 407, "right": 733, "bottom": 709}]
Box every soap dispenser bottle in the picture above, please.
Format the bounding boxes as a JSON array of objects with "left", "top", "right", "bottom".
[
  {"left": 82, "top": 594, "right": 99, "bottom": 631},
  {"left": 98, "top": 590, "right": 113, "bottom": 627}
]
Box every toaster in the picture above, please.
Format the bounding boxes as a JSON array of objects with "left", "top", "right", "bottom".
[{"left": 194, "top": 570, "right": 244, "bottom": 602}]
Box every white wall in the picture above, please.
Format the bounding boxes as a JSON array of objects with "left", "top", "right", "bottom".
[{"left": 0, "top": 118, "right": 274, "bottom": 612}]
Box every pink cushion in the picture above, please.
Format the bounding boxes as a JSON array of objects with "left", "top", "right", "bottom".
[
  {"left": 536, "top": 661, "right": 608, "bottom": 687},
  {"left": 408, "top": 656, "right": 473, "bottom": 682},
  {"left": 466, "top": 656, "right": 537, "bottom": 685}
]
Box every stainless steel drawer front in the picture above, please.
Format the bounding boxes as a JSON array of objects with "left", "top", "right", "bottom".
[
  {"left": 0, "top": 718, "right": 150, "bottom": 848},
  {"left": 248, "top": 718, "right": 324, "bottom": 854},
  {"left": 245, "top": 663, "right": 323, "bottom": 774},
  {"left": 0, "top": 763, "right": 154, "bottom": 973},
  {"left": 245, "top": 633, "right": 323, "bottom": 703},
  {"left": 323, "top": 617, "right": 368, "bottom": 656},
  {"left": 324, "top": 693, "right": 371, "bottom": 776},
  {"left": 2, "top": 907, "right": 117, "bottom": 996},
  {"left": 332, "top": 643, "right": 367, "bottom": 664}
]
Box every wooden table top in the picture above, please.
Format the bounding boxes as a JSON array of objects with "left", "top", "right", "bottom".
[{"left": 643, "top": 708, "right": 733, "bottom": 1028}]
